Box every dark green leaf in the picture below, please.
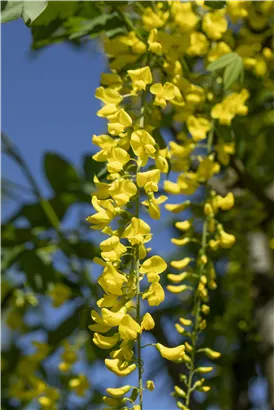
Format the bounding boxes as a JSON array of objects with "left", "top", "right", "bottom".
[
  {"left": 68, "top": 240, "right": 99, "bottom": 260},
  {"left": 1, "top": 225, "right": 33, "bottom": 247},
  {"left": 1, "top": 245, "right": 26, "bottom": 271},
  {"left": 153, "top": 129, "right": 167, "bottom": 149},
  {"left": 204, "top": 1, "right": 226, "bottom": 9},
  {"left": 83, "top": 154, "right": 105, "bottom": 182},
  {"left": 20, "top": 251, "right": 56, "bottom": 292},
  {"left": 44, "top": 152, "right": 81, "bottom": 194}
]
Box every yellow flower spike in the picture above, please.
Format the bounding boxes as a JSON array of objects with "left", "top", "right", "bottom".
[
  {"left": 150, "top": 82, "right": 176, "bottom": 108},
  {"left": 93, "top": 333, "right": 120, "bottom": 350},
  {"left": 69, "top": 374, "right": 89, "bottom": 397},
  {"left": 107, "top": 147, "right": 130, "bottom": 174},
  {"left": 156, "top": 343, "right": 185, "bottom": 361},
  {"left": 142, "top": 282, "right": 165, "bottom": 306},
  {"left": 142, "top": 194, "right": 168, "bottom": 220},
  {"left": 128, "top": 66, "right": 152, "bottom": 91},
  {"left": 202, "top": 10, "right": 228, "bottom": 41},
  {"left": 167, "top": 284, "right": 188, "bottom": 294},
  {"left": 101, "top": 307, "right": 127, "bottom": 327},
  {"left": 95, "top": 86, "right": 122, "bottom": 105},
  {"left": 105, "top": 358, "right": 136, "bottom": 377},
  {"left": 100, "top": 235, "right": 127, "bottom": 262},
  {"left": 137, "top": 169, "right": 160, "bottom": 193},
  {"left": 107, "top": 109, "right": 132, "bottom": 136},
  {"left": 108, "top": 178, "right": 137, "bottom": 206},
  {"left": 171, "top": 238, "right": 190, "bottom": 246},
  {"left": 141, "top": 313, "right": 155, "bottom": 330},
  {"left": 170, "top": 257, "right": 192, "bottom": 270},
  {"left": 123, "top": 217, "right": 152, "bottom": 245},
  {"left": 98, "top": 264, "right": 127, "bottom": 296},
  {"left": 167, "top": 272, "right": 189, "bottom": 283},
  {"left": 165, "top": 201, "right": 191, "bottom": 214},
  {"left": 106, "top": 385, "right": 132, "bottom": 398},
  {"left": 146, "top": 380, "right": 155, "bottom": 391},
  {"left": 119, "top": 314, "right": 142, "bottom": 340},
  {"left": 175, "top": 220, "right": 192, "bottom": 231},
  {"left": 140, "top": 256, "right": 167, "bottom": 282},
  {"left": 187, "top": 116, "right": 211, "bottom": 142},
  {"left": 131, "top": 130, "right": 156, "bottom": 166},
  {"left": 187, "top": 32, "right": 209, "bottom": 56}
]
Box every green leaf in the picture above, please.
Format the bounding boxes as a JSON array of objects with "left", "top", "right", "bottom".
[
  {"left": 9, "top": 193, "right": 76, "bottom": 228},
  {"left": 20, "top": 251, "right": 56, "bottom": 292},
  {"left": 204, "top": 1, "right": 226, "bottom": 9},
  {"left": 1, "top": 225, "right": 33, "bottom": 247},
  {"left": 1, "top": 1, "right": 48, "bottom": 24},
  {"left": 152, "top": 129, "right": 167, "bottom": 149},
  {"left": 68, "top": 240, "right": 99, "bottom": 260},
  {"left": 83, "top": 154, "right": 105, "bottom": 182},
  {"left": 44, "top": 152, "right": 81, "bottom": 194},
  {"left": 207, "top": 53, "right": 239, "bottom": 72},
  {"left": 223, "top": 57, "right": 244, "bottom": 90},
  {"left": 1, "top": 245, "right": 26, "bottom": 271}
]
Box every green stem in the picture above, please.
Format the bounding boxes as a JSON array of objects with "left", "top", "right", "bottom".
[{"left": 185, "top": 122, "right": 215, "bottom": 408}]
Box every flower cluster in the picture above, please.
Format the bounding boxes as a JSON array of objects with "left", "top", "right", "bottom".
[{"left": 87, "top": 57, "right": 171, "bottom": 407}]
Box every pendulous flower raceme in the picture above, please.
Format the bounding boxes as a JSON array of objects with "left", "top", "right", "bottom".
[{"left": 85, "top": 1, "right": 267, "bottom": 409}]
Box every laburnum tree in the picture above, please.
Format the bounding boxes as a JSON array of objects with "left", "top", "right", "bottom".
[{"left": 1, "top": 2, "right": 274, "bottom": 410}]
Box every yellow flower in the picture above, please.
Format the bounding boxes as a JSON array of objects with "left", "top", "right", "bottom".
[
  {"left": 101, "top": 307, "right": 127, "bottom": 327},
  {"left": 213, "top": 192, "right": 234, "bottom": 211},
  {"left": 150, "top": 82, "right": 176, "bottom": 108},
  {"left": 69, "top": 374, "right": 89, "bottom": 397},
  {"left": 171, "top": 2, "right": 198, "bottom": 32},
  {"left": 100, "top": 236, "right": 127, "bottom": 262},
  {"left": 98, "top": 264, "right": 127, "bottom": 296},
  {"left": 123, "top": 217, "right": 152, "bottom": 245},
  {"left": 106, "top": 385, "right": 131, "bottom": 398},
  {"left": 107, "top": 147, "right": 130, "bottom": 174},
  {"left": 142, "top": 194, "right": 168, "bottom": 220},
  {"left": 187, "top": 116, "right": 211, "bottom": 142},
  {"left": 89, "top": 309, "right": 112, "bottom": 333},
  {"left": 137, "top": 169, "right": 160, "bottom": 193},
  {"left": 227, "top": 1, "right": 248, "bottom": 23},
  {"left": 128, "top": 66, "right": 152, "bottom": 91},
  {"left": 131, "top": 130, "right": 156, "bottom": 166},
  {"left": 142, "top": 282, "right": 165, "bottom": 306},
  {"left": 156, "top": 343, "right": 185, "bottom": 361},
  {"left": 215, "top": 142, "right": 235, "bottom": 165},
  {"left": 148, "top": 29, "right": 162, "bottom": 55},
  {"left": 167, "top": 284, "right": 188, "bottom": 294},
  {"left": 175, "top": 220, "right": 191, "bottom": 231},
  {"left": 109, "top": 178, "right": 137, "bottom": 206},
  {"left": 141, "top": 313, "right": 155, "bottom": 331},
  {"left": 208, "top": 41, "right": 232, "bottom": 63},
  {"left": 178, "top": 173, "right": 199, "bottom": 195},
  {"left": 48, "top": 283, "right": 72, "bottom": 308},
  {"left": 95, "top": 86, "right": 122, "bottom": 105},
  {"left": 171, "top": 237, "right": 190, "bottom": 246},
  {"left": 107, "top": 109, "right": 132, "bottom": 136},
  {"left": 187, "top": 32, "right": 209, "bottom": 56},
  {"left": 119, "top": 314, "right": 142, "bottom": 340},
  {"left": 197, "top": 156, "right": 220, "bottom": 181},
  {"left": 146, "top": 380, "right": 155, "bottom": 391},
  {"left": 97, "top": 294, "right": 118, "bottom": 308},
  {"left": 59, "top": 342, "right": 77, "bottom": 372},
  {"left": 165, "top": 201, "right": 191, "bottom": 214},
  {"left": 211, "top": 89, "right": 249, "bottom": 125},
  {"left": 219, "top": 229, "right": 236, "bottom": 248},
  {"left": 105, "top": 358, "right": 136, "bottom": 377},
  {"left": 170, "top": 257, "right": 192, "bottom": 270},
  {"left": 142, "top": 7, "right": 167, "bottom": 30},
  {"left": 101, "top": 73, "right": 122, "bottom": 89},
  {"left": 87, "top": 196, "right": 116, "bottom": 230},
  {"left": 140, "top": 256, "right": 167, "bottom": 282},
  {"left": 93, "top": 333, "right": 120, "bottom": 349},
  {"left": 203, "top": 348, "right": 221, "bottom": 359},
  {"left": 202, "top": 10, "right": 228, "bottom": 40}
]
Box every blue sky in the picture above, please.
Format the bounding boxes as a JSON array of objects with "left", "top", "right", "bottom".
[{"left": 2, "top": 19, "right": 178, "bottom": 410}]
